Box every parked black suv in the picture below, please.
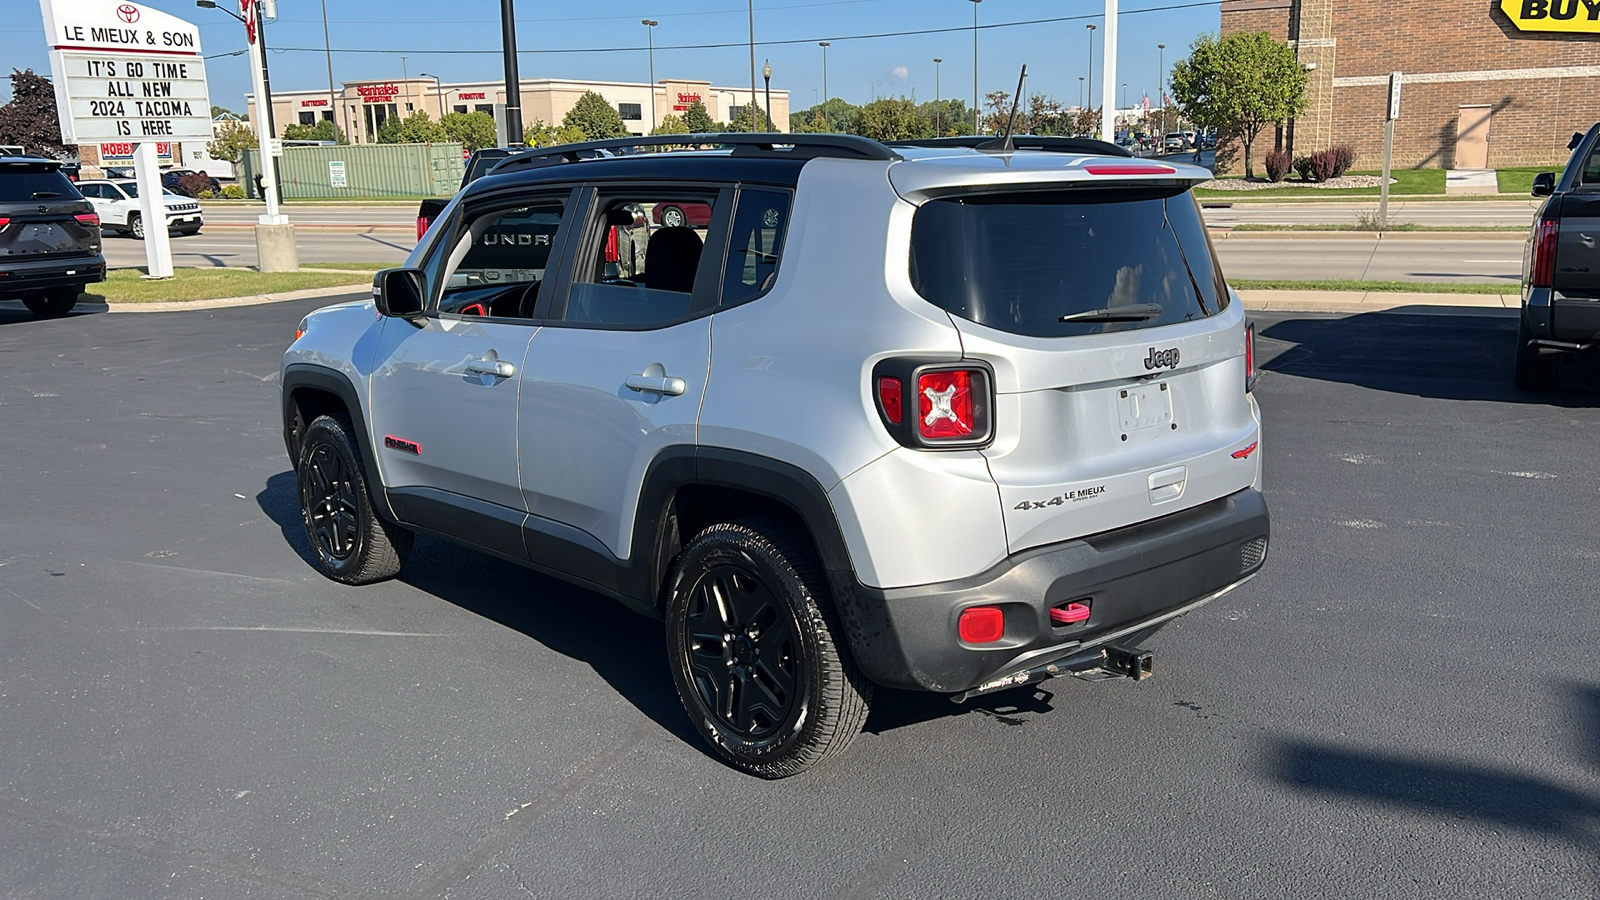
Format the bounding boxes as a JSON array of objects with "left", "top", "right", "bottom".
[
  {"left": 0, "top": 156, "right": 105, "bottom": 318},
  {"left": 1519, "top": 124, "right": 1600, "bottom": 390}
]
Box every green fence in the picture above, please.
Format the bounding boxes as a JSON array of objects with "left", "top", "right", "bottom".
[{"left": 242, "top": 142, "right": 464, "bottom": 199}]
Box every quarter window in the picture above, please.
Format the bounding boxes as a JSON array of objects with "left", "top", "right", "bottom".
[
  {"left": 561, "top": 192, "right": 722, "bottom": 327},
  {"left": 720, "top": 189, "right": 790, "bottom": 307}
]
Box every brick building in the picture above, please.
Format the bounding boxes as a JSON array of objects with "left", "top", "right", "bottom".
[{"left": 1219, "top": 0, "right": 1600, "bottom": 169}]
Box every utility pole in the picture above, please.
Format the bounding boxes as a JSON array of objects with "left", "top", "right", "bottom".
[
  {"left": 819, "top": 42, "right": 830, "bottom": 131},
  {"left": 748, "top": 0, "right": 757, "bottom": 132},
  {"left": 1086, "top": 24, "right": 1096, "bottom": 115},
  {"left": 933, "top": 58, "right": 942, "bottom": 135},
  {"left": 1079, "top": 76, "right": 1084, "bottom": 110},
  {"left": 320, "top": 0, "right": 338, "bottom": 140},
  {"left": 421, "top": 72, "right": 445, "bottom": 120},
  {"left": 1100, "top": 0, "right": 1119, "bottom": 142},
  {"left": 500, "top": 0, "right": 523, "bottom": 144},
  {"left": 970, "top": 0, "right": 982, "bottom": 134},
  {"left": 642, "top": 20, "right": 658, "bottom": 131}
]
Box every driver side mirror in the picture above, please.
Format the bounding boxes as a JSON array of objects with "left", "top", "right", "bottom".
[
  {"left": 1532, "top": 171, "right": 1556, "bottom": 197},
  {"left": 373, "top": 267, "right": 426, "bottom": 322}
]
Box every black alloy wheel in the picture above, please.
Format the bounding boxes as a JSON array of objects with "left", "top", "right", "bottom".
[
  {"left": 295, "top": 413, "right": 412, "bottom": 584},
  {"left": 666, "top": 518, "right": 872, "bottom": 778},
  {"left": 21, "top": 290, "right": 78, "bottom": 318}
]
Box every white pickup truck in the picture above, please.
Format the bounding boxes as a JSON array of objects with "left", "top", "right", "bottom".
[{"left": 75, "top": 179, "right": 203, "bottom": 239}]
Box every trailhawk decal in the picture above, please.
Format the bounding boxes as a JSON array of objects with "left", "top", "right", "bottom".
[{"left": 1013, "top": 485, "right": 1108, "bottom": 511}]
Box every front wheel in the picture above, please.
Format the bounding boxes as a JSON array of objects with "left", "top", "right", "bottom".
[
  {"left": 296, "top": 413, "right": 413, "bottom": 584},
  {"left": 129, "top": 213, "right": 145, "bottom": 240},
  {"left": 666, "top": 518, "right": 872, "bottom": 778},
  {"left": 22, "top": 289, "right": 78, "bottom": 318}
]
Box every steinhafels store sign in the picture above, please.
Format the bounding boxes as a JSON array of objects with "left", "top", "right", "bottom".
[
  {"left": 1502, "top": 0, "right": 1600, "bottom": 32},
  {"left": 356, "top": 83, "right": 400, "bottom": 104}
]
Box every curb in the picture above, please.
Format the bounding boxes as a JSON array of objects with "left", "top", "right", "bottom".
[
  {"left": 1238, "top": 289, "right": 1518, "bottom": 315},
  {"left": 1215, "top": 230, "right": 1522, "bottom": 240},
  {"left": 105, "top": 282, "right": 367, "bottom": 313}
]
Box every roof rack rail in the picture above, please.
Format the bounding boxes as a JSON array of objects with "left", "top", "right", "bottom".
[
  {"left": 490, "top": 132, "right": 901, "bottom": 174},
  {"left": 885, "top": 135, "right": 1132, "bottom": 159}
]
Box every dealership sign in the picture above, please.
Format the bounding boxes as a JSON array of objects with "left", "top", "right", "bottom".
[
  {"left": 40, "top": 0, "right": 211, "bottom": 143},
  {"left": 1501, "top": 0, "right": 1600, "bottom": 32},
  {"left": 100, "top": 140, "right": 170, "bottom": 162}
]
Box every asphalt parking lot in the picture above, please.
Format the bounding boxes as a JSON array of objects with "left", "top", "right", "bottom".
[{"left": 1, "top": 296, "right": 1597, "bottom": 898}]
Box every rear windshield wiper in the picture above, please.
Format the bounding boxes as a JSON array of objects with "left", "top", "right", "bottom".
[
  {"left": 31, "top": 191, "right": 63, "bottom": 199},
  {"left": 1059, "top": 303, "right": 1163, "bottom": 323}
]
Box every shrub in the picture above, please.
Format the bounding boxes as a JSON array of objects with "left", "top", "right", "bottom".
[
  {"left": 1292, "top": 155, "right": 1314, "bottom": 181},
  {"left": 220, "top": 184, "right": 245, "bottom": 199},
  {"left": 1332, "top": 144, "right": 1357, "bottom": 177},
  {"left": 196, "top": 189, "right": 216, "bottom": 199},
  {"left": 1307, "top": 149, "right": 1339, "bottom": 182},
  {"left": 176, "top": 173, "right": 213, "bottom": 197},
  {"left": 1264, "top": 149, "right": 1292, "bottom": 183}
]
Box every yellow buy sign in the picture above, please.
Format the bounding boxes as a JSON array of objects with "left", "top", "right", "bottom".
[{"left": 1501, "top": 0, "right": 1600, "bottom": 32}]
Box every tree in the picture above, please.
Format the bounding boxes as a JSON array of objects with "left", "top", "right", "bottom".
[
  {"left": 524, "top": 119, "right": 587, "bottom": 147},
  {"left": 0, "top": 69, "right": 67, "bottom": 158},
  {"left": 1169, "top": 31, "right": 1305, "bottom": 178},
  {"left": 917, "top": 99, "right": 972, "bottom": 137},
  {"left": 787, "top": 98, "right": 860, "bottom": 135},
  {"left": 650, "top": 114, "right": 689, "bottom": 136},
  {"left": 210, "top": 105, "right": 238, "bottom": 119},
  {"left": 563, "top": 91, "right": 629, "bottom": 140},
  {"left": 207, "top": 118, "right": 258, "bottom": 164},
  {"left": 729, "top": 101, "right": 768, "bottom": 133},
  {"left": 439, "top": 111, "right": 496, "bottom": 151},
  {"left": 282, "top": 119, "right": 341, "bottom": 143},
  {"left": 377, "top": 110, "right": 447, "bottom": 144},
  {"left": 682, "top": 100, "right": 715, "bottom": 134},
  {"left": 855, "top": 97, "right": 932, "bottom": 142}
]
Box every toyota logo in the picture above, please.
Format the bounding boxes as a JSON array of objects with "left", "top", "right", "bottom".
[{"left": 116, "top": 4, "right": 140, "bottom": 23}]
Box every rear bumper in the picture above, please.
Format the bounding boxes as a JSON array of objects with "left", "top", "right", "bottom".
[
  {"left": 1524, "top": 286, "right": 1600, "bottom": 347},
  {"left": 0, "top": 255, "right": 106, "bottom": 295},
  {"left": 830, "top": 487, "right": 1270, "bottom": 693}
]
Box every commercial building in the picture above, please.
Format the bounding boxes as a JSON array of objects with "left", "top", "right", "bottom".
[
  {"left": 247, "top": 76, "right": 790, "bottom": 144},
  {"left": 1220, "top": 0, "right": 1600, "bottom": 169}
]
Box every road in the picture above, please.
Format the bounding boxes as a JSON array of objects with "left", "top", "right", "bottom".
[
  {"left": 105, "top": 227, "right": 1525, "bottom": 284},
  {"left": 0, "top": 297, "right": 1595, "bottom": 898}
]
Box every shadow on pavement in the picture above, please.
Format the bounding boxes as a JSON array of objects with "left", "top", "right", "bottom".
[
  {"left": 1259, "top": 308, "right": 1600, "bottom": 403},
  {"left": 0, "top": 297, "right": 110, "bottom": 324},
  {"left": 1267, "top": 683, "right": 1600, "bottom": 862}
]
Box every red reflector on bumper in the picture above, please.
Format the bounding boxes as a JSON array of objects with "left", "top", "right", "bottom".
[
  {"left": 957, "top": 606, "right": 1005, "bottom": 643},
  {"left": 1231, "top": 441, "right": 1259, "bottom": 460},
  {"left": 1050, "top": 602, "right": 1091, "bottom": 625}
]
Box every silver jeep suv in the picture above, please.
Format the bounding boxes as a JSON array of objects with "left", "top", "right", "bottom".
[{"left": 280, "top": 134, "right": 1268, "bottom": 777}]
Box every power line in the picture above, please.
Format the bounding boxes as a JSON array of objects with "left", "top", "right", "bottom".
[
  {"left": 268, "top": 0, "right": 895, "bottom": 27},
  {"left": 237, "top": 2, "right": 1221, "bottom": 57}
]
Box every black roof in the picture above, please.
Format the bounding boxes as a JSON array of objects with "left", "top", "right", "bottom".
[
  {"left": 467, "top": 153, "right": 812, "bottom": 198},
  {"left": 0, "top": 155, "right": 63, "bottom": 170}
]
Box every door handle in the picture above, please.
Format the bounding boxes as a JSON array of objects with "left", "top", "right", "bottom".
[
  {"left": 465, "top": 359, "right": 515, "bottom": 378},
  {"left": 625, "top": 373, "right": 687, "bottom": 396}
]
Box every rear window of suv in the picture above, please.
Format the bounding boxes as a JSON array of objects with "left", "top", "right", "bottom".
[
  {"left": 909, "top": 187, "right": 1228, "bottom": 337},
  {"left": 0, "top": 167, "right": 81, "bottom": 202}
]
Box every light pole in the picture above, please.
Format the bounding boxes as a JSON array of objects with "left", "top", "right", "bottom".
[
  {"left": 933, "top": 57, "right": 942, "bottom": 135},
  {"left": 1078, "top": 76, "right": 1084, "bottom": 111},
  {"left": 642, "top": 20, "right": 658, "bottom": 131},
  {"left": 1122, "top": 82, "right": 1127, "bottom": 112},
  {"left": 1086, "top": 24, "right": 1096, "bottom": 114},
  {"left": 399, "top": 55, "right": 408, "bottom": 121},
  {"left": 970, "top": 0, "right": 982, "bottom": 134},
  {"left": 763, "top": 59, "right": 772, "bottom": 131},
  {"left": 421, "top": 72, "right": 445, "bottom": 121},
  {"left": 319, "top": 0, "right": 339, "bottom": 141},
  {"left": 747, "top": 0, "right": 757, "bottom": 132},
  {"left": 500, "top": 0, "right": 523, "bottom": 146},
  {"left": 1157, "top": 42, "right": 1166, "bottom": 132},
  {"left": 819, "top": 42, "right": 830, "bottom": 131}
]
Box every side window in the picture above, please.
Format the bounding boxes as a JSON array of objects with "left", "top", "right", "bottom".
[
  {"left": 435, "top": 199, "right": 566, "bottom": 320},
  {"left": 79, "top": 184, "right": 103, "bottom": 199},
  {"left": 1583, "top": 146, "right": 1600, "bottom": 186},
  {"left": 561, "top": 191, "right": 723, "bottom": 327},
  {"left": 721, "top": 189, "right": 791, "bottom": 307}
]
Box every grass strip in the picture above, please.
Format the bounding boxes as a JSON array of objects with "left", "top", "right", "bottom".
[
  {"left": 91, "top": 267, "right": 367, "bottom": 303},
  {"left": 1230, "top": 223, "right": 1527, "bottom": 233},
  {"left": 300, "top": 262, "right": 393, "bottom": 271},
  {"left": 1231, "top": 279, "right": 1512, "bottom": 295}
]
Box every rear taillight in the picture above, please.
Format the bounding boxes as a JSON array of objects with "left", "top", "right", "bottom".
[
  {"left": 416, "top": 216, "right": 429, "bottom": 241},
  {"left": 871, "top": 361, "right": 993, "bottom": 449},
  {"left": 75, "top": 212, "right": 99, "bottom": 227},
  {"left": 1245, "top": 320, "right": 1257, "bottom": 392},
  {"left": 0, "top": 216, "right": 9, "bottom": 230},
  {"left": 1531, "top": 219, "right": 1559, "bottom": 288},
  {"left": 877, "top": 377, "right": 903, "bottom": 424}
]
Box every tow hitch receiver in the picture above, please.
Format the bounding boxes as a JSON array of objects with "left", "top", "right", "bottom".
[{"left": 1102, "top": 646, "right": 1154, "bottom": 681}]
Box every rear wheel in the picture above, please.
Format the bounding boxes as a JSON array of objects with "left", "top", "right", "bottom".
[
  {"left": 21, "top": 289, "right": 78, "bottom": 318},
  {"left": 296, "top": 413, "right": 412, "bottom": 584},
  {"left": 129, "top": 213, "right": 145, "bottom": 240},
  {"left": 1513, "top": 316, "right": 1560, "bottom": 392},
  {"left": 659, "top": 205, "right": 687, "bottom": 228},
  {"left": 666, "top": 518, "right": 872, "bottom": 778}
]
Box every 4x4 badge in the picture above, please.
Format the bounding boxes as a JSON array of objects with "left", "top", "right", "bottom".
[{"left": 1144, "top": 347, "right": 1180, "bottom": 370}]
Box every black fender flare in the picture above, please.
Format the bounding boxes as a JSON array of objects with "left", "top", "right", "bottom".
[{"left": 280, "top": 363, "right": 388, "bottom": 514}]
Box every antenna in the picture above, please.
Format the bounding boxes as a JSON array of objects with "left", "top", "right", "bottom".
[{"left": 977, "top": 64, "right": 1027, "bottom": 152}]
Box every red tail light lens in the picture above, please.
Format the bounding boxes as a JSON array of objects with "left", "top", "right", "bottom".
[
  {"left": 957, "top": 606, "right": 1005, "bottom": 643},
  {"left": 877, "top": 377, "right": 903, "bottom": 424},
  {"left": 918, "top": 369, "right": 976, "bottom": 440},
  {"left": 416, "top": 216, "right": 429, "bottom": 241},
  {"left": 0, "top": 217, "right": 9, "bottom": 230},
  {"left": 1531, "top": 219, "right": 1559, "bottom": 288},
  {"left": 74, "top": 212, "right": 100, "bottom": 227}
]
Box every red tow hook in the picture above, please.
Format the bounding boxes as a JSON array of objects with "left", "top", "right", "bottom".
[{"left": 1050, "top": 601, "right": 1091, "bottom": 625}]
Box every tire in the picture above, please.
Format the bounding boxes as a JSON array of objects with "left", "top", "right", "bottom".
[
  {"left": 660, "top": 205, "right": 687, "bottom": 228},
  {"left": 21, "top": 289, "right": 78, "bottom": 318},
  {"left": 296, "top": 413, "right": 413, "bottom": 584},
  {"left": 1513, "top": 315, "right": 1560, "bottom": 392},
  {"left": 665, "top": 517, "right": 872, "bottom": 778},
  {"left": 129, "top": 213, "right": 144, "bottom": 240}
]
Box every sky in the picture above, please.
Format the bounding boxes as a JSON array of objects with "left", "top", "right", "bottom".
[{"left": 5, "top": 0, "right": 1222, "bottom": 116}]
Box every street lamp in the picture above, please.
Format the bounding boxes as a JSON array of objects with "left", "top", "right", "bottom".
[
  {"left": 762, "top": 59, "right": 772, "bottom": 132},
  {"left": 420, "top": 72, "right": 445, "bottom": 121},
  {"left": 1086, "top": 24, "right": 1096, "bottom": 113},
  {"left": 319, "top": 0, "right": 339, "bottom": 142},
  {"left": 1122, "top": 82, "right": 1127, "bottom": 111},
  {"left": 970, "top": 0, "right": 982, "bottom": 134},
  {"left": 641, "top": 20, "right": 658, "bottom": 131},
  {"left": 819, "top": 42, "right": 830, "bottom": 131},
  {"left": 1078, "top": 76, "right": 1084, "bottom": 111},
  {"left": 1157, "top": 42, "right": 1166, "bottom": 129},
  {"left": 933, "top": 57, "right": 943, "bottom": 135}
]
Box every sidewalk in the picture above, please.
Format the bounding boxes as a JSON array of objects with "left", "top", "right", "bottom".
[{"left": 1237, "top": 289, "right": 1516, "bottom": 313}]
